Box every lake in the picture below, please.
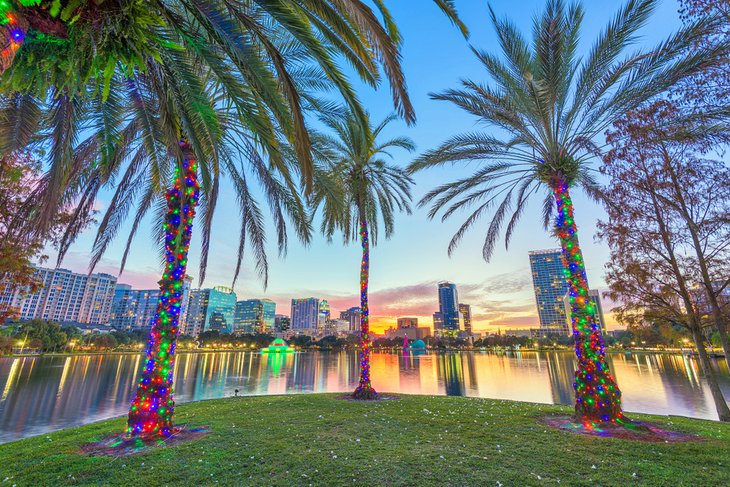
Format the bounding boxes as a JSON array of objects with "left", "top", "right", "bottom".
[{"left": 0, "top": 350, "right": 728, "bottom": 443}]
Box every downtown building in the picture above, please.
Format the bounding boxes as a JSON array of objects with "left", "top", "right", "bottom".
[
  {"left": 397, "top": 317, "right": 418, "bottom": 329},
  {"left": 562, "top": 289, "right": 607, "bottom": 335},
  {"left": 290, "top": 298, "right": 320, "bottom": 335},
  {"left": 233, "top": 299, "right": 276, "bottom": 334},
  {"left": 318, "top": 300, "right": 330, "bottom": 331},
  {"left": 274, "top": 314, "right": 291, "bottom": 332},
  {"left": 185, "top": 286, "right": 237, "bottom": 336},
  {"left": 110, "top": 277, "right": 192, "bottom": 331},
  {"left": 1, "top": 267, "right": 117, "bottom": 325},
  {"left": 433, "top": 281, "right": 462, "bottom": 336},
  {"left": 339, "top": 306, "right": 361, "bottom": 333},
  {"left": 323, "top": 318, "right": 350, "bottom": 336},
  {"left": 458, "top": 303, "right": 473, "bottom": 336},
  {"left": 385, "top": 316, "right": 429, "bottom": 340},
  {"left": 529, "top": 249, "right": 571, "bottom": 337}
]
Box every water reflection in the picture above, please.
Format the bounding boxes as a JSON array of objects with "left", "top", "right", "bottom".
[{"left": 0, "top": 350, "right": 728, "bottom": 443}]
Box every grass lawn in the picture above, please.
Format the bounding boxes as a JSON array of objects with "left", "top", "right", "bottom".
[{"left": 0, "top": 394, "right": 728, "bottom": 486}]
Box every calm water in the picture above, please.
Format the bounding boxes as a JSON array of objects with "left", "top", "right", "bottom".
[{"left": 0, "top": 350, "right": 728, "bottom": 443}]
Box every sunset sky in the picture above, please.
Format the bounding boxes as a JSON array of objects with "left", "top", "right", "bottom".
[{"left": 46, "top": 0, "right": 684, "bottom": 334}]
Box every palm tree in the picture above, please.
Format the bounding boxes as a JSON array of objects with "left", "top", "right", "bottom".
[
  {"left": 311, "top": 111, "right": 414, "bottom": 399},
  {"left": 0, "top": 1, "right": 466, "bottom": 122},
  {"left": 0, "top": 2, "right": 464, "bottom": 437},
  {"left": 409, "top": 0, "right": 729, "bottom": 423}
]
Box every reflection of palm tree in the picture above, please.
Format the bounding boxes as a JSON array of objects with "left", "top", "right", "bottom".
[{"left": 465, "top": 352, "right": 478, "bottom": 392}]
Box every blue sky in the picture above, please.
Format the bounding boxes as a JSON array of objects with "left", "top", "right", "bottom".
[{"left": 50, "top": 0, "right": 685, "bottom": 333}]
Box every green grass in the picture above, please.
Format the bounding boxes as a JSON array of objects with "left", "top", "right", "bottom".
[{"left": 1, "top": 394, "right": 728, "bottom": 486}]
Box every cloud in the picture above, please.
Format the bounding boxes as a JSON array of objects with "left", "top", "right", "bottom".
[{"left": 480, "top": 272, "right": 533, "bottom": 295}]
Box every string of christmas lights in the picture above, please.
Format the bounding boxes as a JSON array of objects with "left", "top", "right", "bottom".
[
  {"left": 353, "top": 217, "right": 378, "bottom": 399},
  {"left": 554, "top": 180, "right": 624, "bottom": 424},
  {"left": 0, "top": 1, "right": 27, "bottom": 71},
  {"left": 127, "top": 141, "right": 200, "bottom": 437}
]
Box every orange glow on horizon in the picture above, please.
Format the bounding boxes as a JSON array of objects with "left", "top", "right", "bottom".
[{"left": 368, "top": 311, "right": 622, "bottom": 335}]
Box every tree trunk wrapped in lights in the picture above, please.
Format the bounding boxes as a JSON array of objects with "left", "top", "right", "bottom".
[
  {"left": 0, "top": 4, "right": 27, "bottom": 72},
  {"left": 127, "top": 141, "right": 199, "bottom": 437},
  {"left": 552, "top": 178, "right": 624, "bottom": 423},
  {"left": 353, "top": 216, "right": 377, "bottom": 400}
]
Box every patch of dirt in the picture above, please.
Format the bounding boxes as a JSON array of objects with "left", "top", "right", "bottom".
[
  {"left": 80, "top": 425, "right": 210, "bottom": 457},
  {"left": 540, "top": 416, "right": 703, "bottom": 443},
  {"left": 335, "top": 394, "right": 401, "bottom": 402}
]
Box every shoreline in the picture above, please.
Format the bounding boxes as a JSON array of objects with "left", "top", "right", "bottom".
[
  {"left": 0, "top": 394, "right": 727, "bottom": 485},
  {"left": 0, "top": 347, "right": 712, "bottom": 359}
]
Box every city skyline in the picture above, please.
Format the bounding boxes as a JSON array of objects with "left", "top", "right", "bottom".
[
  {"left": 2, "top": 260, "right": 619, "bottom": 336},
  {"left": 32, "top": 0, "right": 678, "bottom": 334}
]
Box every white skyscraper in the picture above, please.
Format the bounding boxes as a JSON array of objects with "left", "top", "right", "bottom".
[{"left": 1, "top": 267, "right": 117, "bottom": 325}]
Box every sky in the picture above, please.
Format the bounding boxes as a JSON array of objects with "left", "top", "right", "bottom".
[{"left": 46, "top": 0, "right": 686, "bottom": 334}]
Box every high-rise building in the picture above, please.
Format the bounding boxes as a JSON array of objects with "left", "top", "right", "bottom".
[
  {"left": 291, "top": 298, "right": 319, "bottom": 333},
  {"left": 458, "top": 304, "right": 472, "bottom": 335},
  {"left": 0, "top": 267, "right": 117, "bottom": 325},
  {"left": 339, "top": 306, "right": 361, "bottom": 333},
  {"left": 397, "top": 317, "right": 418, "bottom": 329},
  {"left": 436, "top": 281, "right": 461, "bottom": 334},
  {"left": 318, "top": 300, "right": 330, "bottom": 330},
  {"left": 185, "top": 286, "right": 236, "bottom": 336},
  {"left": 274, "top": 314, "right": 290, "bottom": 332},
  {"left": 233, "top": 298, "right": 276, "bottom": 334},
  {"left": 432, "top": 311, "right": 444, "bottom": 330},
  {"left": 323, "top": 318, "right": 350, "bottom": 336},
  {"left": 110, "top": 277, "right": 192, "bottom": 331},
  {"left": 529, "top": 249, "right": 570, "bottom": 336},
  {"left": 587, "top": 289, "right": 606, "bottom": 334}
]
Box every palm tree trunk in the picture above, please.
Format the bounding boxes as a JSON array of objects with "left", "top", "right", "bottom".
[
  {"left": 127, "top": 140, "right": 199, "bottom": 437},
  {"left": 352, "top": 215, "right": 378, "bottom": 400},
  {"left": 552, "top": 179, "right": 624, "bottom": 423},
  {"left": 690, "top": 325, "right": 730, "bottom": 421}
]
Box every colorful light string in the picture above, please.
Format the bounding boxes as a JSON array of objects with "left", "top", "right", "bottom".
[
  {"left": 0, "top": 1, "right": 27, "bottom": 71},
  {"left": 127, "top": 141, "right": 200, "bottom": 437},
  {"left": 554, "top": 180, "right": 624, "bottom": 424},
  {"left": 353, "top": 217, "right": 378, "bottom": 399}
]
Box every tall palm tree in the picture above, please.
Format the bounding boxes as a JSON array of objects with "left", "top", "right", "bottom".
[
  {"left": 311, "top": 111, "right": 414, "bottom": 399},
  {"left": 409, "top": 0, "right": 729, "bottom": 423},
  {"left": 0, "top": 2, "right": 465, "bottom": 437}
]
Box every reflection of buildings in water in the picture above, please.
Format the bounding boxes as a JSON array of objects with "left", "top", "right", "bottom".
[
  {"left": 654, "top": 353, "right": 712, "bottom": 417},
  {"left": 397, "top": 349, "right": 425, "bottom": 395},
  {"left": 287, "top": 352, "right": 318, "bottom": 392},
  {"left": 544, "top": 352, "right": 574, "bottom": 405},
  {"left": 328, "top": 350, "right": 360, "bottom": 392},
  {"left": 436, "top": 353, "right": 465, "bottom": 396},
  {"left": 4, "top": 350, "right": 730, "bottom": 443},
  {"left": 0, "top": 355, "right": 142, "bottom": 441},
  {"left": 185, "top": 352, "right": 244, "bottom": 400}
]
